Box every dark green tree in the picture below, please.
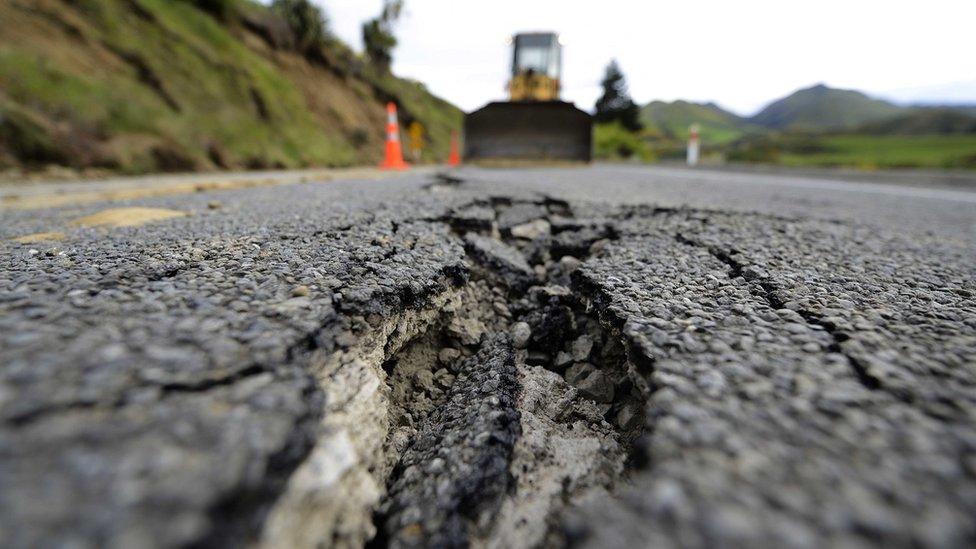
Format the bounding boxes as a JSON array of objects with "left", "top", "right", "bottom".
[
  {"left": 271, "top": 0, "right": 329, "bottom": 54},
  {"left": 362, "top": 0, "right": 404, "bottom": 71},
  {"left": 594, "top": 60, "right": 643, "bottom": 132}
]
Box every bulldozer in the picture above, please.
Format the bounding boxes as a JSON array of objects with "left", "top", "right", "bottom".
[{"left": 464, "top": 32, "right": 593, "bottom": 163}]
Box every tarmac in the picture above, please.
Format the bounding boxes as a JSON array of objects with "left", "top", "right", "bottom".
[{"left": 1, "top": 165, "right": 973, "bottom": 548}]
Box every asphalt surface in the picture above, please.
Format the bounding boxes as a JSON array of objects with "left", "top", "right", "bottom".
[{"left": 1, "top": 165, "right": 974, "bottom": 548}]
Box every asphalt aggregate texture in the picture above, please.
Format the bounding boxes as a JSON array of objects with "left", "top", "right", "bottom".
[{"left": 1, "top": 165, "right": 974, "bottom": 548}]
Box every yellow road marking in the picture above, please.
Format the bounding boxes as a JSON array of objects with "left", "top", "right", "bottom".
[
  {"left": 11, "top": 231, "right": 66, "bottom": 243},
  {"left": 71, "top": 207, "right": 187, "bottom": 228},
  {"left": 0, "top": 167, "right": 396, "bottom": 211}
]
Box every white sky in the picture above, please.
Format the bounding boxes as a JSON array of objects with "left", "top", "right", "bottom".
[{"left": 313, "top": 0, "right": 976, "bottom": 115}]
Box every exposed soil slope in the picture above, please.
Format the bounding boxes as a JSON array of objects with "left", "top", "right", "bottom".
[{"left": 0, "top": 0, "right": 462, "bottom": 174}]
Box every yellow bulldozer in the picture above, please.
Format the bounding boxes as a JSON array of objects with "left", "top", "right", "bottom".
[{"left": 464, "top": 32, "right": 593, "bottom": 163}]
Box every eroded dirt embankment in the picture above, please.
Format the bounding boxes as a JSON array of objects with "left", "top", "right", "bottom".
[{"left": 256, "top": 196, "right": 652, "bottom": 548}]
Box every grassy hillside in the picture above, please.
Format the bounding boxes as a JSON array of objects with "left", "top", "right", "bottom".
[
  {"left": 751, "top": 84, "right": 903, "bottom": 130},
  {"left": 0, "top": 0, "right": 462, "bottom": 175},
  {"left": 640, "top": 100, "right": 755, "bottom": 144}
]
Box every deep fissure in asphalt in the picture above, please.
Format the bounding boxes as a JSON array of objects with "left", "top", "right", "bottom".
[
  {"left": 264, "top": 195, "right": 857, "bottom": 547},
  {"left": 364, "top": 198, "right": 651, "bottom": 547},
  {"left": 243, "top": 194, "right": 658, "bottom": 548}
]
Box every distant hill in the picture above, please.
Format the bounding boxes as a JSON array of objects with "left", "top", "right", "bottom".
[
  {"left": 856, "top": 108, "right": 976, "bottom": 135},
  {"left": 640, "top": 100, "right": 755, "bottom": 144},
  {"left": 750, "top": 84, "right": 903, "bottom": 130},
  {"left": 642, "top": 85, "right": 976, "bottom": 170},
  {"left": 0, "top": 0, "right": 461, "bottom": 174}
]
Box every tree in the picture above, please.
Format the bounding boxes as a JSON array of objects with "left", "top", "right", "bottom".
[
  {"left": 362, "top": 0, "right": 404, "bottom": 71},
  {"left": 594, "top": 60, "right": 643, "bottom": 132},
  {"left": 271, "top": 0, "right": 329, "bottom": 54}
]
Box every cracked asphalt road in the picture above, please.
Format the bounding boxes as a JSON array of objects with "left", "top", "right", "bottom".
[{"left": 1, "top": 165, "right": 974, "bottom": 548}]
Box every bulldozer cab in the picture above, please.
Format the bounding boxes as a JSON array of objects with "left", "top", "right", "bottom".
[{"left": 509, "top": 33, "right": 561, "bottom": 102}]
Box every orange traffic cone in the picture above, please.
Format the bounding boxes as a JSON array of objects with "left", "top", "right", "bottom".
[
  {"left": 379, "top": 102, "right": 409, "bottom": 170},
  {"left": 447, "top": 130, "right": 461, "bottom": 167}
]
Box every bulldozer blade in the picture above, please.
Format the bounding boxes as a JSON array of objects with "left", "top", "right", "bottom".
[{"left": 464, "top": 101, "right": 593, "bottom": 163}]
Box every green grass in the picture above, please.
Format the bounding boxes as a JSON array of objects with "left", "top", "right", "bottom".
[
  {"left": 778, "top": 134, "right": 976, "bottom": 169},
  {"left": 594, "top": 122, "right": 655, "bottom": 162},
  {"left": 0, "top": 49, "right": 165, "bottom": 134},
  {"left": 0, "top": 0, "right": 461, "bottom": 173}
]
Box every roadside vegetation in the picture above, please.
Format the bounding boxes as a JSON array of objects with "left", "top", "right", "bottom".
[
  {"left": 2, "top": 1, "right": 972, "bottom": 175},
  {"left": 631, "top": 84, "right": 976, "bottom": 170},
  {"left": 594, "top": 122, "right": 654, "bottom": 162},
  {"left": 727, "top": 133, "right": 976, "bottom": 170},
  {"left": 593, "top": 61, "right": 653, "bottom": 161},
  {"left": 0, "top": 0, "right": 461, "bottom": 177},
  {"left": 361, "top": 0, "right": 403, "bottom": 71}
]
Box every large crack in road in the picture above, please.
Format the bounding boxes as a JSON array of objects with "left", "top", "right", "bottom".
[
  {"left": 1, "top": 171, "right": 974, "bottom": 548},
  {"left": 260, "top": 196, "right": 653, "bottom": 548}
]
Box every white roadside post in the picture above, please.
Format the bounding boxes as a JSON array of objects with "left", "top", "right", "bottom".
[{"left": 687, "top": 123, "right": 700, "bottom": 167}]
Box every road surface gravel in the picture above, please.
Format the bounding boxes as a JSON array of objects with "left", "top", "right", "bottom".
[{"left": 0, "top": 165, "right": 973, "bottom": 548}]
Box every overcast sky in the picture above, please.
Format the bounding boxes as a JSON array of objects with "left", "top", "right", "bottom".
[{"left": 314, "top": 0, "right": 976, "bottom": 115}]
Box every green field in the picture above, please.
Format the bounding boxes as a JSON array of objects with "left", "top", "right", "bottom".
[{"left": 778, "top": 135, "right": 976, "bottom": 169}]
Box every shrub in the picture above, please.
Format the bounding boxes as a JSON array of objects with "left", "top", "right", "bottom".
[
  {"left": 725, "top": 137, "right": 780, "bottom": 163},
  {"left": 190, "top": 0, "right": 238, "bottom": 23},
  {"left": 945, "top": 152, "right": 976, "bottom": 169},
  {"left": 362, "top": 0, "right": 403, "bottom": 71},
  {"left": 362, "top": 19, "right": 396, "bottom": 70},
  {"left": 271, "top": 0, "right": 329, "bottom": 54},
  {"left": 594, "top": 122, "right": 655, "bottom": 161},
  {"left": 725, "top": 133, "right": 831, "bottom": 163}
]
